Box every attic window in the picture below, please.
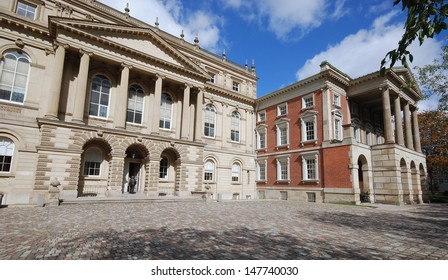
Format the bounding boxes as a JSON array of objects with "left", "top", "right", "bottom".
[{"left": 16, "top": 1, "right": 37, "bottom": 20}]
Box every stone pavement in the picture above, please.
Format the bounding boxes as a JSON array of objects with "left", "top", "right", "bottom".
[{"left": 0, "top": 201, "right": 447, "bottom": 260}]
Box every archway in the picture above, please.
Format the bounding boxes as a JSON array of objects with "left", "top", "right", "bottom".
[
  {"left": 159, "top": 148, "right": 181, "bottom": 196},
  {"left": 357, "top": 155, "right": 373, "bottom": 203},
  {"left": 400, "top": 158, "right": 411, "bottom": 204},
  {"left": 123, "top": 144, "right": 149, "bottom": 194},
  {"left": 78, "top": 139, "right": 112, "bottom": 197},
  {"left": 410, "top": 161, "right": 418, "bottom": 203},
  {"left": 419, "top": 163, "right": 427, "bottom": 203}
]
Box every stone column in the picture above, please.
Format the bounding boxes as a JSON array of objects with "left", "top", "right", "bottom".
[
  {"left": 195, "top": 89, "right": 204, "bottom": 141},
  {"left": 394, "top": 95, "right": 405, "bottom": 146},
  {"left": 72, "top": 50, "right": 92, "bottom": 123},
  {"left": 181, "top": 84, "right": 191, "bottom": 140},
  {"left": 151, "top": 74, "right": 164, "bottom": 135},
  {"left": 412, "top": 108, "right": 422, "bottom": 153},
  {"left": 114, "top": 63, "right": 131, "bottom": 129},
  {"left": 45, "top": 43, "right": 67, "bottom": 119},
  {"left": 404, "top": 103, "right": 414, "bottom": 150},
  {"left": 381, "top": 87, "right": 394, "bottom": 143}
]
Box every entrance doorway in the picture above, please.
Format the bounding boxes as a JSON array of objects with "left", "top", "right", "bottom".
[{"left": 123, "top": 161, "right": 142, "bottom": 194}]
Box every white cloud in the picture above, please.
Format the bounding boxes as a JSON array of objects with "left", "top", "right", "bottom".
[
  {"left": 296, "top": 11, "right": 443, "bottom": 80},
  {"left": 101, "top": 0, "right": 223, "bottom": 52},
  {"left": 221, "top": 0, "right": 348, "bottom": 40}
]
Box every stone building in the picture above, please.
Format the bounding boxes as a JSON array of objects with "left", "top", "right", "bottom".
[
  {"left": 0, "top": 0, "right": 257, "bottom": 205},
  {"left": 0, "top": 1, "right": 428, "bottom": 206},
  {"left": 256, "top": 62, "right": 428, "bottom": 205}
]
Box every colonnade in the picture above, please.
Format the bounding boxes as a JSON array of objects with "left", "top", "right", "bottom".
[
  {"left": 381, "top": 87, "right": 422, "bottom": 152},
  {"left": 43, "top": 43, "right": 204, "bottom": 142}
]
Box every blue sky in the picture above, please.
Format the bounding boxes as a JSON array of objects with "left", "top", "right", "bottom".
[{"left": 102, "top": 0, "right": 446, "bottom": 110}]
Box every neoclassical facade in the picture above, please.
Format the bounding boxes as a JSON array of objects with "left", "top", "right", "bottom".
[
  {"left": 0, "top": 1, "right": 428, "bottom": 206},
  {"left": 0, "top": 0, "right": 257, "bottom": 205},
  {"left": 256, "top": 62, "right": 428, "bottom": 205}
]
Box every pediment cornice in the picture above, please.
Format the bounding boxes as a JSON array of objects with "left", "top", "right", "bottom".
[{"left": 48, "top": 17, "right": 210, "bottom": 80}]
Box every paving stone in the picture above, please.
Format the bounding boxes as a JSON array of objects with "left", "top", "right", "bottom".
[{"left": 0, "top": 201, "right": 447, "bottom": 259}]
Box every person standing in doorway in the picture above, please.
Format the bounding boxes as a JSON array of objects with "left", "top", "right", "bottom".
[{"left": 129, "top": 175, "right": 137, "bottom": 194}]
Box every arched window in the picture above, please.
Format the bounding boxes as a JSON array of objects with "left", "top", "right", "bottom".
[
  {"left": 83, "top": 147, "right": 103, "bottom": 176},
  {"left": 159, "top": 156, "right": 169, "bottom": 179},
  {"left": 231, "top": 162, "right": 241, "bottom": 183},
  {"left": 231, "top": 111, "right": 240, "bottom": 142},
  {"left": 204, "top": 104, "right": 216, "bottom": 137},
  {"left": 204, "top": 160, "right": 215, "bottom": 181},
  {"left": 0, "top": 137, "right": 14, "bottom": 172},
  {"left": 89, "top": 75, "right": 111, "bottom": 118},
  {"left": 160, "top": 93, "right": 173, "bottom": 129},
  {"left": 127, "top": 84, "right": 144, "bottom": 124},
  {"left": 0, "top": 50, "right": 30, "bottom": 104}
]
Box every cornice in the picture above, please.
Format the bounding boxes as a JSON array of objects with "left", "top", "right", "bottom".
[
  {"left": 0, "top": 12, "right": 49, "bottom": 36},
  {"left": 48, "top": 17, "right": 210, "bottom": 81},
  {"left": 204, "top": 84, "right": 256, "bottom": 106}
]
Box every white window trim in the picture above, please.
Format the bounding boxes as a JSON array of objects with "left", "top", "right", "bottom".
[
  {"left": 276, "top": 156, "right": 290, "bottom": 182},
  {"left": 232, "top": 81, "right": 240, "bottom": 92},
  {"left": 160, "top": 93, "right": 174, "bottom": 131},
  {"left": 277, "top": 103, "right": 288, "bottom": 117},
  {"left": 333, "top": 110, "right": 343, "bottom": 142},
  {"left": 275, "top": 119, "right": 290, "bottom": 148},
  {"left": 300, "top": 112, "right": 318, "bottom": 145},
  {"left": 333, "top": 94, "right": 341, "bottom": 107},
  {"left": 301, "top": 152, "right": 319, "bottom": 182},
  {"left": 231, "top": 111, "right": 240, "bottom": 143},
  {"left": 203, "top": 159, "right": 216, "bottom": 183},
  {"left": 204, "top": 104, "right": 217, "bottom": 139},
  {"left": 0, "top": 50, "right": 31, "bottom": 105},
  {"left": 256, "top": 124, "right": 268, "bottom": 150},
  {"left": 302, "top": 94, "right": 315, "bottom": 110},
  {"left": 256, "top": 159, "right": 267, "bottom": 182},
  {"left": 126, "top": 84, "right": 145, "bottom": 125},
  {"left": 231, "top": 162, "right": 242, "bottom": 184},
  {"left": 257, "top": 110, "right": 266, "bottom": 123}
]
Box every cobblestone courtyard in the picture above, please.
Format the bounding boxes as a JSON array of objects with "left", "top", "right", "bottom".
[{"left": 0, "top": 201, "right": 447, "bottom": 260}]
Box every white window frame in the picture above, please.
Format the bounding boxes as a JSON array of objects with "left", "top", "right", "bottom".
[
  {"left": 275, "top": 119, "right": 289, "bottom": 147},
  {"left": 16, "top": 1, "right": 37, "bottom": 20},
  {"left": 204, "top": 159, "right": 215, "bottom": 182},
  {"left": 257, "top": 110, "right": 266, "bottom": 123},
  {"left": 302, "top": 94, "right": 314, "bottom": 109},
  {"left": 232, "top": 81, "right": 240, "bottom": 92},
  {"left": 301, "top": 112, "right": 318, "bottom": 144},
  {"left": 277, "top": 103, "right": 288, "bottom": 117},
  {"left": 0, "top": 137, "right": 15, "bottom": 173},
  {"left": 256, "top": 159, "right": 267, "bottom": 182},
  {"left": 0, "top": 50, "right": 31, "bottom": 104},
  {"left": 301, "top": 152, "right": 319, "bottom": 182},
  {"left": 204, "top": 104, "right": 216, "bottom": 138},
  {"left": 276, "top": 156, "right": 290, "bottom": 182},
  {"left": 231, "top": 162, "right": 241, "bottom": 183},
  {"left": 89, "top": 75, "right": 111, "bottom": 119},
  {"left": 209, "top": 73, "right": 216, "bottom": 84},
  {"left": 160, "top": 93, "right": 173, "bottom": 130},
  {"left": 333, "top": 111, "right": 343, "bottom": 141},
  {"left": 256, "top": 124, "right": 267, "bottom": 150},
  {"left": 333, "top": 94, "right": 341, "bottom": 107},
  {"left": 231, "top": 111, "right": 240, "bottom": 142},
  {"left": 126, "top": 84, "right": 144, "bottom": 125},
  {"left": 83, "top": 147, "right": 103, "bottom": 177}
]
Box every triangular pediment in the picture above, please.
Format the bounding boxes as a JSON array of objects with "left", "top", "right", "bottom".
[{"left": 48, "top": 17, "right": 209, "bottom": 79}]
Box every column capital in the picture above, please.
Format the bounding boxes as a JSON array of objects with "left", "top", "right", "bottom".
[
  {"left": 79, "top": 49, "right": 93, "bottom": 57},
  {"left": 120, "top": 62, "right": 133, "bottom": 69},
  {"left": 53, "top": 41, "right": 69, "bottom": 50},
  {"left": 156, "top": 73, "right": 166, "bottom": 80},
  {"left": 379, "top": 85, "right": 390, "bottom": 92}
]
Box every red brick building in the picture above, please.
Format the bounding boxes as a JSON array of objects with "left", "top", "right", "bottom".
[{"left": 256, "top": 62, "right": 428, "bottom": 205}]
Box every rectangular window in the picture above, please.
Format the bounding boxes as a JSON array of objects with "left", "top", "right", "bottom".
[
  {"left": 304, "top": 96, "right": 314, "bottom": 108},
  {"left": 277, "top": 158, "right": 289, "bottom": 181},
  {"left": 333, "top": 95, "right": 341, "bottom": 107},
  {"left": 334, "top": 118, "right": 342, "bottom": 141},
  {"left": 258, "top": 111, "right": 266, "bottom": 122},
  {"left": 16, "top": 1, "right": 36, "bottom": 20},
  {"left": 257, "top": 161, "right": 266, "bottom": 181},
  {"left": 209, "top": 74, "right": 216, "bottom": 84},
  {"left": 305, "top": 121, "right": 315, "bottom": 141},
  {"left": 306, "top": 159, "right": 316, "bottom": 180},
  {"left": 0, "top": 155, "right": 12, "bottom": 172},
  {"left": 83, "top": 162, "right": 101, "bottom": 176},
  {"left": 232, "top": 81, "right": 240, "bottom": 92},
  {"left": 277, "top": 104, "right": 287, "bottom": 116},
  {"left": 258, "top": 130, "right": 266, "bottom": 149}
]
